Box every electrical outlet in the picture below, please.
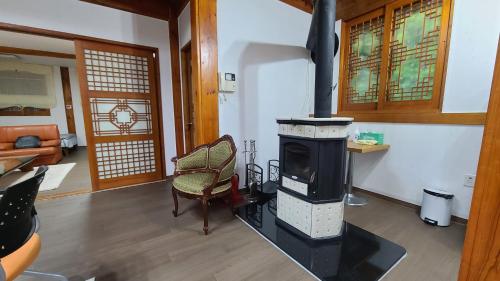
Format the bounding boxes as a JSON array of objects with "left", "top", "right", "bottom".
[{"left": 464, "top": 174, "right": 476, "bottom": 188}]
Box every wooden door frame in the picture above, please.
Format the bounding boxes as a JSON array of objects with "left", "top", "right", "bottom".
[
  {"left": 458, "top": 40, "right": 500, "bottom": 281},
  {"left": 60, "top": 67, "right": 76, "bottom": 134},
  {"left": 74, "top": 40, "right": 164, "bottom": 190},
  {"left": 190, "top": 0, "right": 220, "bottom": 145},
  {"left": 0, "top": 22, "right": 168, "bottom": 190},
  {"left": 180, "top": 42, "right": 194, "bottom": 153},
  {"left": 168, "top": 14, "right": 185, "bottom": 156},
  {"left": 170, "top": 0, "right": 220, "bottom": 155},
  {"left": 171, "top": 39, "right": 196, "bottom": 156}
]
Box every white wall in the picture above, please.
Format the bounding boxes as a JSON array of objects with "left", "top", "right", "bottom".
[
  {"left": 347, "top": 0, "right": 499, "bottom": 219},
  {"left": 0, "top": 0, "right": 176, "bottom": 174},
  {"left": 218, "top": 0, "right": 499, "bottom": 219},
  {"left": 178, "top": 2, "right": 191, "bottom": 49},
  {"left": 218, "top": 0, "right": 314, "bottom": 187},
  {"left": 0, "top": 65, "right": 87, "bottom": 146},
  {"left": 176, "top": 2, "right": 191, "bottom": 150},
  {"left": 441, "top": 0, "right": 499, "bottom": 113}
]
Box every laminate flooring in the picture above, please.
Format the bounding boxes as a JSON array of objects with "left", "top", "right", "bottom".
[{"left": 18, "top": 181, "right": 465, "bottom": 281}]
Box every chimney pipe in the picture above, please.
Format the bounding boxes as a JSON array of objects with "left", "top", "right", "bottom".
[{"left": 309, "top": 0, "right": 336, "bottom": 118}]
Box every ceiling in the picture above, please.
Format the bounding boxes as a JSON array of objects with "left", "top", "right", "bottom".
[
  {"left": 79, "top": 0, "right": 389, "bottom": 22},
  {"left": 79, "top": 0, "right": 182, "bottom": 20},
  {"left": 0, "top": 30, "right": 75, "bottom": 54},
  {"left": 281, "top": 0, "right": 394, "bottom": 21},
  {"left": 0, "top": 54, "right": 76, "bottom": 67}
]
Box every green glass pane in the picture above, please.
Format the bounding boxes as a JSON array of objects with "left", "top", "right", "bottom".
[
  {"left": 404, "top": 13, "right": 424, "bottom": 48},
  {"left": 351, "top": 68, "right": 371, "bottom": 97},
  {"left": 388, "top": 1, "right": 442, "bottom": 102},
  {"left": 359, "top": 31, "right": 379, "bottom": 59},
  {"left": 399, "top": 56, "right": 420, "bottom": 91},
  {"left": 346, "top": 16, "right": 384, "bottom": 104}
]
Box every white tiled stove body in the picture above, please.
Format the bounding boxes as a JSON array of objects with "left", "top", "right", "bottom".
[
  {"left": 276, "top": 117, "right": 351, "bottom": 239},
  {"left": 277, "top": 190, "right": 344, "bottom": 239},
  {"left": 278, "top": 124, "right": 349, "bottom": 139}
]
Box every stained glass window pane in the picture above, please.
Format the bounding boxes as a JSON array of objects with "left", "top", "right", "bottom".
[
  {"left": 386, "top": 0, "right": 442, "bottom": 101},
  {"left": 90, "top": 98, "right": 153, "bottom": 136},
  {"left": 345, "top": 15, "right": 384, "bottom": 104}
]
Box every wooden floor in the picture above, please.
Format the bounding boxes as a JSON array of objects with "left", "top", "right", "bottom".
[
  {"left": 18, "top": 181, "right": 465, "bottom": 281},
  {"left": 0, "top": 147, "right": 91, "bottom": 199},
  {"left": 38, "top": 147, "right": 91, "bottom": 198}
]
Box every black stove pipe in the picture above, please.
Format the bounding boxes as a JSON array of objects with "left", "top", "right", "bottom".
[{"left": 307, "top": 0, "right": 336, "bottom": 118}]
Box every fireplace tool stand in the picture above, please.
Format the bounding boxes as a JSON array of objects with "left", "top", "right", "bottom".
[{"left": 243, "top": 140, "right": 260, "bottom": 203}]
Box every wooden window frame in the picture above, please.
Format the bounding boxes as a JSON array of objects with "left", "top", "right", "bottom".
[{"left": 336, "top": 0, "right": 484, "bottom": 124}]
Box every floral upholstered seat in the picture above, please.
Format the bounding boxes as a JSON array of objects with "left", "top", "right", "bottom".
[
  {"left": 173, "top": 173, "right": 233, "bottom": 195},
  {"left": 171, "top": 135, "right": 237, "bottom": 235}
]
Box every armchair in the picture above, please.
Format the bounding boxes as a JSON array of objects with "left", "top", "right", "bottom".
[{"left": 171, "top": 135, "right": 237, "bottom": 235}]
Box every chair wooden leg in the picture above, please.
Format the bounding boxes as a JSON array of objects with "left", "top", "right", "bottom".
[
  {"left": 172, "top": 187, "right": 179, "bottom": 217},
  {"left": 202, "top": 198, "right": 209, "bottom": 235}
]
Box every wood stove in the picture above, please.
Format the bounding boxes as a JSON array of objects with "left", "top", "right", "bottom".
[
  {"left": 276, "top": 117, "right": 352, "bottom": 239},
  {"left": 275, "top": 0, "right": 352, "bottom": 239}
]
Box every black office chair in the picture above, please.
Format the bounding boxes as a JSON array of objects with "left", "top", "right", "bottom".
[{"left": 0, "top": 166, "right": 68, "bottom": 281}]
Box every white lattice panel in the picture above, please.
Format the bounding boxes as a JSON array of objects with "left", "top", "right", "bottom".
[
  {"left": 84, "top": 49, "right": 150, "bottom": 93},
  {"left": 95, "top": 140, "right": 156, "bottom": 179},
  {"left": 90, "top": 98, "right": 153, "bottom": 136}
]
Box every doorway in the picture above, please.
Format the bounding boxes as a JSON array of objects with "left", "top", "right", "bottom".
[
  {"left": 0, "top": 30, "right": 92, "bottom": 198},
  {"left": 0, "top": 23, "right": 167, "bottom": 194},
  {"left": 74, "top": 40, "right": 164, "bottom": 190},
  {"left": 181, "top": 42, "right": 195, "bottom": 153}
]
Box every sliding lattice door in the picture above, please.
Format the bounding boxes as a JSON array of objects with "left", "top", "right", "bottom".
[{"left": 75, "top": 40, "right": 163, "bottom": 190}]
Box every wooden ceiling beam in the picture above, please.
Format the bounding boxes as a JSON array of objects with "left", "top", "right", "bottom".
[
  {"left": 80, "top": 0, "right": 170, "bottom": 21},
  {"left": 171, "top": 0, "right": 191, "bottom": 18},
  {"left": 280, "top": 0, "right": 313, "bottom": 13},
  {"left": 336, "top": 0, "right": 395, "bottom": 21},
  {"left": 280, "top": 0, "right": 397, "bottom": 21}
]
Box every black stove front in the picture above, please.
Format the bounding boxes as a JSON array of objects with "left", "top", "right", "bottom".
[{"left": 279, "top": 135, "right": 347, "bottom": 203}]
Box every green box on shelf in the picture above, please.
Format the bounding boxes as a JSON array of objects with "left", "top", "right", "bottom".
[{"left": 359, "top": 132, "right": 384, "bottom": 144}]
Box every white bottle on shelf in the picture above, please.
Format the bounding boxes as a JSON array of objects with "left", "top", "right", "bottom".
[{"left": 353, "top": 128, "right": 360, "bottom": 141}]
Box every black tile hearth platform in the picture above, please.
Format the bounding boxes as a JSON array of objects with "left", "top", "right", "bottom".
[{"left": 236, "top": 197, "right": 407, "bottom": 281}]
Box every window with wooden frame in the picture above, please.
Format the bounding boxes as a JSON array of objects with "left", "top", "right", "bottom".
[{"left": 339, "top": 0, "right": 452, "bottom": 115}]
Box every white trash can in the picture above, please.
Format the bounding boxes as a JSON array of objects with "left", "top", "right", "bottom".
[{"left": 420, "top": 188, "right": 454, "bottom": 226}]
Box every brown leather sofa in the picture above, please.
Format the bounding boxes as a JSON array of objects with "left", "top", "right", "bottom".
[{"left": 0, "top": 125, "right": 63, "bottom": 166}]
